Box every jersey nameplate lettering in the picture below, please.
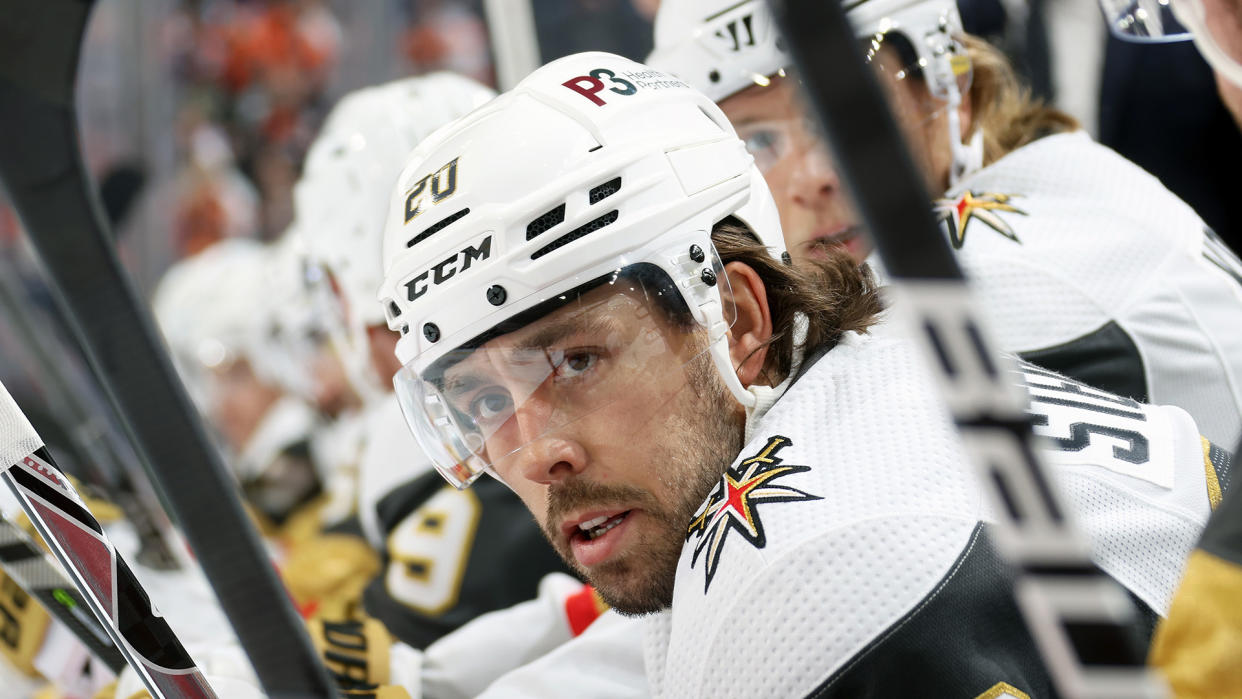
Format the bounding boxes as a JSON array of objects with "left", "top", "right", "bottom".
[{"left": 1021, "top": 363, "right": 1176, "bottom": 489}]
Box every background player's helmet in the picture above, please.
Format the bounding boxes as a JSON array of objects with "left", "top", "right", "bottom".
[
  {"left": 648, "top": 0, "right": 979, "bottom": 184},
  {"left": 295, "top": 73, "right": 496, "bottom": 398},
  {"left": 378, "top": 52, "right": 786, "bottom": 488}
]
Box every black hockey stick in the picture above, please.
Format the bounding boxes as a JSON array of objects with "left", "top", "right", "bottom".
[
  {"left": 0, "top": 2, "right": 337, "bottom": 697},
  {"left": 766, "top": 1, "right": 1165, "bottom": 697},
  {"left": 0, "top": 257, "right": 182, "bottom": 572},
  {"left": 0, "top": 379, "right": 215, "bottom": 697}
]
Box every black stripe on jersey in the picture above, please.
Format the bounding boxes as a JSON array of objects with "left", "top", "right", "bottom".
[
  {"left": 1199, "top": 481, "right": 1242, "bottom": 569},
  {"left": 1018, "top": 321, "right": 1148, "bottom": 403},
  {"left": 1207, "top": 441, "right": 1234, "bottom": 497},
  {"left": 806, "top": 524, "right": 1157, "bottom": 699}
]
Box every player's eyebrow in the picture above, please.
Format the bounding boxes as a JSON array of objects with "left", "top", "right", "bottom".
[
  {"left": 440, "top": 313, "right": 619, "bottom": 396},
  {"left": 510, "top": 312, "right": 619, "bottom": 353}
]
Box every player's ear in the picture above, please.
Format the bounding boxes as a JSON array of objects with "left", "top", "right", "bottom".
[{"left": 723, "top": 261, "right": 772, "bottom": 388}]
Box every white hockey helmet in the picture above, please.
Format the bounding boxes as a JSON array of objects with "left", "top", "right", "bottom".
[
  {"left": 378, "top": 51, "right": 786, "bottom": 488},
  {"left": 649, "top": 0, "right": 979, "bottom": 183},
  {"left": 154, "top": 240, "right": 279, "bottom": 406},
  {"left": 295, "top": 73, "right": 496, "bottom": 398}
]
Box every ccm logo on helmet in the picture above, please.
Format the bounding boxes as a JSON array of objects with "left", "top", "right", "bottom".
[
  {"left": 405, "top": 157, "right": 460, "bottom": 224},
  {"left": 405, "top": 234, "right": 492, "bottom": 301},
  {"left": 562, "top": 68, "right": 638, "bottom": 107}
]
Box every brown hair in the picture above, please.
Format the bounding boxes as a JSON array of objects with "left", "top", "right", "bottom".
[
  {"left": 963, "top": 35, "right": 1080, "bottom": 165},
  {"left": 710, "top": 220, "right": 885, "bottom": 383}
]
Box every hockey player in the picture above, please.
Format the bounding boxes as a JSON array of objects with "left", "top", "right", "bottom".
[
  {"left": 153, "top": 238, "right": 323, "bottom": 528},
  {"left": 292, "top": 73, "right": 575, "bottom": 649},
  {"left": 647, "top": 0, "right": 1242, "bottom": 451},
  {"left": 375, "top": 52, "right": 1227, "bottom": 697}
]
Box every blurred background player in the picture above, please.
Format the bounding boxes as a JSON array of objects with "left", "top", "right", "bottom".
[
  {"left": 152, "top": 237, "right": 324, "bottom": 530},
  {"left": 293, "top": 72, "right": 576, "bottom": 648},
  {"left": 648, "top": 0, "right": 1242, "bottom": 452}
]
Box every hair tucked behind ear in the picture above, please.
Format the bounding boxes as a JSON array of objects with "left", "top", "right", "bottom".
[{"left": 711, "top": 219, "right": 885, "bottom": 383}]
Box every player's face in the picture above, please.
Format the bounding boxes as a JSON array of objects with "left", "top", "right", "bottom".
[
  {"left": 207, "top": 358, "right": 284, "bottom": 451},
  {"left": 719, "top": 77, "right": 871, "bottom": 265},
  {"left": 718, "top": 47, "right": 960, "bottom": 266},
  {"left": 443, "top": 285, "right": 744, "bottom": 615}
]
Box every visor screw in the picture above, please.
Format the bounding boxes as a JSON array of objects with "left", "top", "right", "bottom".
[
  {"left": 423, "top": 323, "right": 441, "bottom": 343},
  {"left": 700, "top": 268, "right": 717, "bottom": 287},
  {"left": 688, "top": 244, "right": 705, "bottom": 263},
  {"left": 486, "top": 284, "right": 508, "bottom": 306},
  {"left": 781, "top": 251, "right": 793, "bottom": 266},
  {"left": 708, "top": 69, "right": 721, "bottom": 84}
]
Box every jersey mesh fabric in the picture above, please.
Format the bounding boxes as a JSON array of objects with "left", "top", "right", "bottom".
[
  {"left": 951, "top": 131, "right": 1242, "bottom": 446},
  {"left": 654, "top": 333, "right": 984, "bottom": 697},
  {"left": 1051, "top": 402, "right": 1214, "bottom": 615},
  {"left": 1017, "top": 363, "right": 1216, "bottom": 615}
]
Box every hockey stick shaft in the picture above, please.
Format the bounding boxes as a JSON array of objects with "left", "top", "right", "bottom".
[
  {"left": 766, "top": 1, "right": 1164, "bottom": 697},
  {"left": 0, "top": 515, "right": 127, "bottom": 673},
  {"left": 0, "top": 263, "right": 182, "bottom": 571},
  {"left": 0, "top": 3, "right": 338, "bottom": 696},
  {"left": 0, "top": 379, "right": 216, "bottom": 698}
]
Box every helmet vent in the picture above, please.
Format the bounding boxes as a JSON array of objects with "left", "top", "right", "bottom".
[
  {"left": 588, "top": 177, "right": 622, "bottom": 205},
  {"left": 530, "top": 210, "right": 618, "bottom": 261},
  {"left": 388, "top": 301, "right": 402, "bottom": 318},
  {"left": 407, "top": 208, "right": 471, "bottom": 248},
  {"left": 526, "top": 204, "right": 566, "bottom": 240}
]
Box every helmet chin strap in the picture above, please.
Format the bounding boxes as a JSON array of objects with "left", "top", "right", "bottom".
[
  {"left": 946, "top": 87, "right": 985, "bottom": 188},
  {"left": 710, "top": 332, "right": 757, "bottom": 408}
]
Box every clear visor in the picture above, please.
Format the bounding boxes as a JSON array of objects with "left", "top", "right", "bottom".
[
  {"left": 1101, "top": 0, "right": 1191, "bottom": 41},
  {"left": 394, "top": 258, "right": 736, "bottom": 489},
  {"left": 737, "top": 34, "right": 972, "bottom": 176},
  {"left": 1104, "top": 0, "right": 1242, "bottom": 87}
]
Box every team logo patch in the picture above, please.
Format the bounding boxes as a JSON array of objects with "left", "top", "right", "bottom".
[
  {"left": 685, "top": 436, "right": 820, "bottom": 592},
  {"left": 935, "top": 190, "right": 1026, "bottom": 249}
]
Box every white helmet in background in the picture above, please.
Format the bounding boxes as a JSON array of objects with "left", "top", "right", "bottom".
[
  {"left": 649, "top": 0, "right": 979, "bottom": 183},
  {"left": 295, "top": 72, "right": 497, "bottom": 400},
  {"left": 378, "top": 51, "right": 786, "bottom": 488}
]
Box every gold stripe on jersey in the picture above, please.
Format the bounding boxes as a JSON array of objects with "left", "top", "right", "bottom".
[
  {"left": 1201, "top": 437, "right": 1223, "bottom": 511},
  {"left": 1150, "top": 549, "right": 1242, "bottom": 697},
  {"left": 974, "top": 681, "right": 1031, "bottom": 699}
]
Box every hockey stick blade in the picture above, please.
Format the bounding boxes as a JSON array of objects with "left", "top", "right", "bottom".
[
  {"left": 0, "top": 379, "right": 216, "bottom": 697},
  {"left": 0, "top": 3, "right": 338, "bottom": 697},
  {"left": 766, "top": 1, "right": 1165, "bottom": 697}
]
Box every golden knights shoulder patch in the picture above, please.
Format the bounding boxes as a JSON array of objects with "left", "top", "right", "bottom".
[
  {"left": 935, "top": 190, "right": 1026, "bottom": 249},
  {"left": 685, "top": 436, "right": 820, "bottom": 592}
]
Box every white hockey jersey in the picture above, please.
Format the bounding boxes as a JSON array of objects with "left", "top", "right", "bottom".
[
  {"left": 938, "top": 131, "right": 1242, "bottom": 449},
  {"left": 645, "top": 331, "right": 1227, "bottom": 698}
]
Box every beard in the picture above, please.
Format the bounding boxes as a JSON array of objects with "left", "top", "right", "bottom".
[{"left": 541, "top": 359, "right": 743, "bottom": 616}]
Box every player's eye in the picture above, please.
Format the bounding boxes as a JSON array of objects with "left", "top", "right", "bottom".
[
  {"left": 469, "top": 390, "right": 513, "bottom": 423},
  {"left": 556, "top": 350, "right": 598, "bottom": 380},
  {"left": 738, "top": 126, "right": 787, "bottom": 172}
]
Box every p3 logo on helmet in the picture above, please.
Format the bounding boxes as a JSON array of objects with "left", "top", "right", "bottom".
[{"left": 562, "top": 66, "right": 689, "bottom": 107}]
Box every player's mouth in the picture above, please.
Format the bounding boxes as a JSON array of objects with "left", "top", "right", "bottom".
[
  {"left": 563, "top": 509, "right": 635, "bottom": 568},
  {"left": 807, "top": 225, "right": 869, "bottom": 261}
]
